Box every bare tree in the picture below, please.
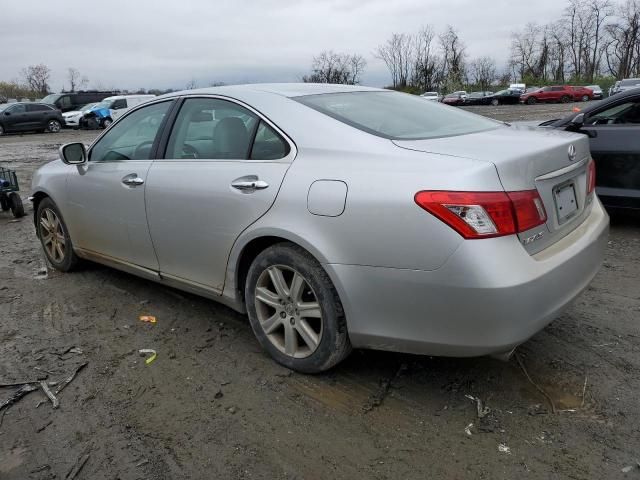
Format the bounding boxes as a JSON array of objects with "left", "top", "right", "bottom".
[
  {"left": 412, "top": 26, "right": 442, "bottom": 91},
  {"left": 439, "top": 26, "right": 466, "bottom": 91},
  {"left": 185, "top": 78, "right": 198, "bottom": 90},
  {"left": 470, "top": 56, "right": 497, "bottom": 90},
  {"left": 67, "top": 67, "right": 88, "bottom": 92},
  {"left": 375, "top": 33, "right": 413, "bottom": 88},
  {"left": 21, "top": 64, "right": 51, "bottom": 95},
  {"left": 605, "top": 0, "right": 640, "bottom": 77},
  {"left": 302, "top": 51, "right": 366, "bottom": 85}
]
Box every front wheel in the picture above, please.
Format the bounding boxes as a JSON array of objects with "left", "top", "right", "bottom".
[
  {"left": 0, "top": 123, "right": 4, "bottom": 136},
  {"left": 245, "top": 243, "right": 351, "bottom": 373},
  {"left": 527, "top": 97, "right": 537, "bottom": 105},
  {"left": 582, "top": 95, "right": 590, "bottom": 102},
  {"left": 102, "top": 118, "right": 113, "bottom": 128},
  {"left": 491, "top": 98, "right": 499, "bottom": 106},
  {"left": 36, "top": 198, "right": 79, "bottom": 271},
  {"left": 46, "top": 119, "right": 61, "bottom": 133}
]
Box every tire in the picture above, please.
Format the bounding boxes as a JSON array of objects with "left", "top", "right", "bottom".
[
  {"left": 102, "top": 118, "right": 113, "bottom": 128},
  {"left": 8, "top": 192, "right": 24, "bottom": 218},
  {"left": 582, "top": 95, "right": 590, "bottom": 102},
  {"left": 560, "top": 95, "right": 571, "bottom": 103},
  {"left": 245, "top": 242, "right": 351, "bottom": 373},
  {"left": 491, "top": 98, "right": 499, "bottom": 106},
  {"left": 0, "top": 123, "right": 4, "bottom": 136},
  {"left": 36, "top": 197, "right": 79, "bottom": 272},
  {"left": 46, "top": 119, "right": 61, "bottom": 133},
  {"left": 0, "top": 195, "right": 9, "bottom": 211},
  {"left": 527, "top": 96, "right": 537, "bottom": 105}
]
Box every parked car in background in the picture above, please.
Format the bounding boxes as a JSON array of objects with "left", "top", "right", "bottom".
[
  {"left": 542, "top": 87, "right": 640, "bottom": 210},
  {"left": 571, "top": 86, "right": 594, "bottom": 102},
  {"left": 31, "top": 83, "right": 608, "bottom": 373},
  {"left": 509, "top": 83, "right": 526, "bottom": 92},
  {"left": 482, "top": 89, "right": 522, "bottom": 106},
  {"left": 609, "top": 81, "right": 621, "bottom": 97},
  {"left": 463, "top": 91, "right": 494, "bottom": 105},
  {"left": 610, "top": 78, "right": 640, "bottom": 96},
  {"left": 586, "top": 85, "right": 604, "bottom": 100},
  {"left": 40, "top": 91, "right": 118, "bottom": 113},
  {"left": 420, "top": 91, "right": 441, "bottom": 101},
  {"left": 442, "top": 92, "right": 466, "bottom": 106},
  {"left": 0, "top": 102, "right": 64, "bottom": 135},
  {"left": 79, "top": 94, "right": 155, "bottom": 128},
  {"left": 520, "top": 86, "right": 576, "bottom": 104},
  {"left": 62, "top": 103, "right": 99, "bottom": 128}
]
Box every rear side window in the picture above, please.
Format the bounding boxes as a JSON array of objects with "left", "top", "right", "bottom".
[
  {"left": 165, "top": 97, "right": 260, "bottom": 160},
  {"left": 27, "top": 104, "right": 52, "bottom": 112},
  {"left": 7, "top": 104, "right": 26, "bottom": 113},
  {"left": 111, "top": 99, "right": 127, "bottom": 109},
  {"left": 250, "top": 121, "right": 289, "bottom": 160},
  {"left": 296, "top": 91, "right": 498, "bottom": 140}
]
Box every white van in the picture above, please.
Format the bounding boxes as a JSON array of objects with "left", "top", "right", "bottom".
[{"left": 90, "top": 94, "right": 156, "bottom": 126}]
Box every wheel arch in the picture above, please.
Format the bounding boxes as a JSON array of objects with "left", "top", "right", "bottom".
[
  {"left": 31, "top": 191, "right": 50, "bottom": 230},
  {"left": 226, "top": 229, "right": 332, "bottom": 304}
]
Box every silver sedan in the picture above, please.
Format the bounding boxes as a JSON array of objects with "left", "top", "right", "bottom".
[{"left": 31, "top": 84, "right": 609, "bottom": 372}]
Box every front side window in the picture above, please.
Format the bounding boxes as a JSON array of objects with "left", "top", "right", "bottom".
[
  {"left": 40, "top": 94, "right": 61, "bottom": 104},
  {"left": 90, "top": 101, "right": 171, "bottom": 162},
  {"left": 60, "top": 96, "right": 72, "bottom": 107},
  {"left": 165, "top": 98, "right": 259, "bottom": 159},
  {"left": 111, "top": 99, "right": 127, "bottom": 110},
  {"left": 7, "top": 104, "right": 26, "bottom": 114},
  {"left": 587, "top": 101, "right": 640, "bottom": 125},
  {"left": 296, "top": 91, "right": 499, "bottom": 140}
]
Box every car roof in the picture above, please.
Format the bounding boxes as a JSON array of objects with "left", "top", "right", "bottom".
[{"left": 163, "top": 83, "right": 383, "bottom": 100}]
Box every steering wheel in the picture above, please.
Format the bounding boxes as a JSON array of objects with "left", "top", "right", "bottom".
[
  {"left": 181, "top": 143, "right": 200, "bottom": 159},
  {"left": 132, "top": 140, "right": 155, "bottom": 159}
]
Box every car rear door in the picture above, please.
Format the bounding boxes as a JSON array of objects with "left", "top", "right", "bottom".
[
  {"left": 64, "top": 100, "right": 174, "bottom": 269},
  {"left": 26, "top": 104, "right": 50, "bottom": 129},
  {"left": 110, "top": 99, "right": 128, "bottom": 121},
  {"left": 580, "top": 97, "right": 640, "bottom": 206},
  {"left": 144, "top": 96, "right": 294, "bottom": 292}
]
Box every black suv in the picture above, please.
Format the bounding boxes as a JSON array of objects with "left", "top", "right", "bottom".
[
  {"left": 40, "top": 91, "right": 118, "bottom": 112},
  {"left": 0, "top": 102, "right": 65, "bottom": 135}
]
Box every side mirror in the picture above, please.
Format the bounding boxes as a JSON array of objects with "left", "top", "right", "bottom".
[
  {"left": 60, "top": 142, "right": 87, "bottom": 165},
  {"left": 570, "top": 113, "right": 585, "bottom": 127}
]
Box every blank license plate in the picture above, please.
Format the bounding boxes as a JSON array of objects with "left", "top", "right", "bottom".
[{"left": 554, "top": 183, "right": 578, "bottom": 221}]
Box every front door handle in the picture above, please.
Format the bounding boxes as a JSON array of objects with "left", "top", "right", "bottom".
[
  {"left": 231, "top": 176, "right": 269, "bottom": 192},
  {"left": 122, "top": 174, "right": 144, "bottom": 186}
]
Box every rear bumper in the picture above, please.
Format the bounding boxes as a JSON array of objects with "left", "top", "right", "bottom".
[{"left": 326, "top": 198, "right": 609, "bottom": 357}]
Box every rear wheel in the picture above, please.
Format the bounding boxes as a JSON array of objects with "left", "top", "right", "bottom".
[
  {"left": 0, "top": 123, "right": 4, "bottom": 136},
  {"left": 8, "top": 193, "right": 24, "bottom": 218},
  {"left": 245, "top": 243, "right": 351, "bottom": 373},
  {"left": 36, "top": 198, "right": 79, "bottom": 271},
  {"left": 46, "top": 119, "right": 61, "bottom": 133},
  {"left": 527, "top": 96, "right": 537, "bottom": 105},
  {"left": 560, "top": 95, "right": 571, "bottom": 103},
  {"left": 0, "top": 195, "right": 9, "bottom": 211}
]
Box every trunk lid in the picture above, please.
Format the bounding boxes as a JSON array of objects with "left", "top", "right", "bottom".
[{"left": 394, "top": 125, "right": 593, "bottom": 254}]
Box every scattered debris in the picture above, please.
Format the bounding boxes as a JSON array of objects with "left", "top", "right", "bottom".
[
  {"left": 139, "top": 349, "right": 157, "bottom": 365},
  {"left": 136, "top": 459, "right": 149, "bottom": 467},
  {"left": 139, "top": 315, "right": 157, "bottom": 324},
  {"left": 581, "top": 376, "right": 588, "bottom": 408},
  {"left": 465, "top": 423, "right": 474, "bottom": 436},
  {"left": 362, "top": 363, "right": 408, "bottom": 413},
  {"left": 228, "top": 406, "right": 237, "bottom": 414},
  {"left": 498, "top": 443, "right": 512, "bottom": 454},
  {"left": 465, "top": 394, "right": 490, "bottom": 418},
  {"left": 36, "top": 420, "right": 53, "bottom": 433},
  {"left": 55, "top": 363, "right": 88, "bottom": 395},
  {"left": 39, "top": 380, "right": 59, "bottom": 408},
  {"left": 515, "top": 352, "right": 557, "bottom": 414},
  {"left": 65, "top": 451, "right": 91, "bottom": 480},
  {"left": 621, "top": 461, "right": 640, "bottom": 473},
  {"left": 0, "top": 384, "right": 38, "bottom": 426},
  {"left": 215, "top": 390, "right": 224, "bottom": 399}
]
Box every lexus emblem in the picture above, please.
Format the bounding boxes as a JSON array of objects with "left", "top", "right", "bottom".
[{"left": 568, "top": 144, "right": 577, "bottom": 162}]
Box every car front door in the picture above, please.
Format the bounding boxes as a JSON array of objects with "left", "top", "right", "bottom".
[
  {"left": 64, "top": 100, "right": 174, "bottom": 269},
  {"left": 145, "top": 96, "right": 294, "bottom": 292},
  {"left": 580, "top": 97, "right": 640, "bottom": 205},
  {"left": 3, "top": 104, "right": 28, "bottom": 131},
  {"left": 110, "top": 99, "right": 128, "bottom": 121}
]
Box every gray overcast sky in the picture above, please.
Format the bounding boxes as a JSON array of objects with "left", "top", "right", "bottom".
[{"left": 2, "top": 0, "right": 564, "bottom": 91}]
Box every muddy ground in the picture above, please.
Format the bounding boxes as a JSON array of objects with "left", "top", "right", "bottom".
[{"left": 1, "top": 102, "right": 639, "bottom": 479}]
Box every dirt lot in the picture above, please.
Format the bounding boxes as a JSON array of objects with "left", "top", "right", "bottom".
[{"left": 1, "top": 102, "right": 639, "bottom": 479}]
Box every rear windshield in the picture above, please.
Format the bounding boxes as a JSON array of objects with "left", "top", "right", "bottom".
[{"left": 295, "top": 91, "right": 499, "bottom": 140}]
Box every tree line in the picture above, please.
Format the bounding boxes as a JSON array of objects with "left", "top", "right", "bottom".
[{"left": 304, "top": 0, "right": 640, "bottom": 93}]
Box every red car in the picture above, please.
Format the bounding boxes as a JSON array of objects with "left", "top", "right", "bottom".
[{"left": 520, "top": 85, "right": 592, "bottom": 104}]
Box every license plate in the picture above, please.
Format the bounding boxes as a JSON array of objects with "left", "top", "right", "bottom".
[{"left": 554, "top": 183, "right": 578, "bottom": 222}]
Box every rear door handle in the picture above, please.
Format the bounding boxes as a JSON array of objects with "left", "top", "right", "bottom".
[
  {"left": 122, "top": 174, "right": 144, "bottom": 186},
  {"left": 231, "top": 176, "right": 269, "bottom": 192}
]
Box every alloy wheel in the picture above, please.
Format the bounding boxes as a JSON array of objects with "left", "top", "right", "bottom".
[
  {"left": 47, "top": 120, "right": 61, "bottom": 132},
  {"left": 40, "top": 208, "right": 66, "bottom": 263},
  {"left": 254, "top": 265, "right": 323, "bottom": 359}
]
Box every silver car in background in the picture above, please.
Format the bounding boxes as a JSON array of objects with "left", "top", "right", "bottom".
[{"left": 31, "top": 84, "right": 609, "bottom": 372}]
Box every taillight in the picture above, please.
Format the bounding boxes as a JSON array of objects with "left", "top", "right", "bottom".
[
  {"left": 587, "top": 159, "right": 596, "bottom": 195},
  {"left": 414, "top": 190, "right": 547, "bottom": 239}
]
